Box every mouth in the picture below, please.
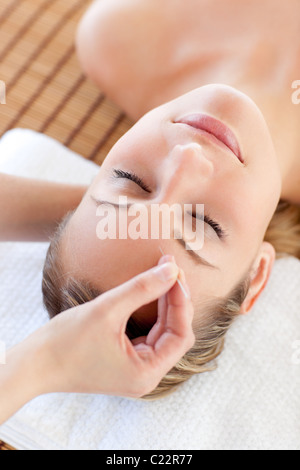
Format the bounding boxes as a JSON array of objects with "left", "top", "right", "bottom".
[{"left": 174, "top": 113, "right": 243, "bottom": 163}]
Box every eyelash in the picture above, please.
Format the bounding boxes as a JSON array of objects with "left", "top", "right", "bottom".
[
  {"left": 199, "top": 214, "right": 225, "bottom": 239},
  {"left": 112, "top": 168, "right": 226, "bottom": 239},
  {"left": 113, "top": 169, "right": 152, "bottom": 193}
]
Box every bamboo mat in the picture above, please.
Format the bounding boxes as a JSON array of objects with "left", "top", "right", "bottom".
[
  {"left": 0, "top": 0, "right": 133, "bottom": 166},
  {"left": 0, "top": 0, "right": 134, "bottom": 451},
  {"left": 0, "top": 440, "right": 14, "bottom": 451}
]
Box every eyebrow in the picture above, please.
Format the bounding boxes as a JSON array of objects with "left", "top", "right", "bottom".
[
  {"left": 91, "top": 197, "right": 219, "bottom": 270},
  {"left": 175, "top": 237, "right": 218, "bottom": 269}
]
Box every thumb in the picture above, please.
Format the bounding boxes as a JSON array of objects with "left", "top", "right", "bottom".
[{"left": 99, "top": 260, "right": 180, "bottom": 322}]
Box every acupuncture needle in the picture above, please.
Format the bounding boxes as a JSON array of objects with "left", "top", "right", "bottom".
[{"left": 159, "top": 246, "right": 189, "bottom": 299}]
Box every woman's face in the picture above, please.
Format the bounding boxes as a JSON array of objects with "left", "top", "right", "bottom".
[{"left": 61, "top": 84, "right": 281, "bottom": 326}]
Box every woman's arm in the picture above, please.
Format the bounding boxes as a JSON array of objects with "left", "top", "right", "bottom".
[
  {"left": 0, "top": 257, "right": 194, "bottom": 424},
  {"left": 0, "top": 173, "right": 87, "bottom": 242}
]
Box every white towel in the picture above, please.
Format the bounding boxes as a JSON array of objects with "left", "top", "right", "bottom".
[{"left": 0, "top": 129, "right": 299, "bottom": 450}]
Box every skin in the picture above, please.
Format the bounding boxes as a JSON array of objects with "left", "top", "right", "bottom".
[
  {"left": 61, "top": 84, "right": 282, "bottom": 327},
  {"left": 0, "top": 164, "right": 194, "bottom": 425},
  {"left": 76, "top": 0, "right": 300, "bottom": 205},
  {"left": 0, "top": 174, "right": 87, "bottom": 242},
  {"left": 0, "top": 257, "right": 195, "bottom": 424}
]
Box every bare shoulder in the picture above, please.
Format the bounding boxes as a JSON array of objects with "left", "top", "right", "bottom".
[{"left": 75, "top": 0, "right": 186, "bottom": 118}]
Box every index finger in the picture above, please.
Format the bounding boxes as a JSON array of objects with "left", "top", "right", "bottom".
[{"left": 147, "top": 269, "right": 195, "bottom": 373}]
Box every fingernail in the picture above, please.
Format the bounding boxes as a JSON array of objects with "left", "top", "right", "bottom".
[
  {"left": 154, "top": 262, "right": 179, "bottom": 282},
  {"left": 158, "top": 254, "right": 175, "bottom": 265},
  {"left": 179, "top": 268, "right": 186, "bottom": 284},
  {"left": 179, "top": 269, "right": 191, "bottom": 298}
]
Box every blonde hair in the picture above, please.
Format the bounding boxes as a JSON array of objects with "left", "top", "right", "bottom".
[
  {"left": 264, "top": 200, "right": 300, "bottom": 259},
  {"left": 42, "top": 200, "right": 300, "bottom": 399}
]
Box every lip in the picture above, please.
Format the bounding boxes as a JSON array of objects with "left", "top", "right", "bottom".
[{"left": 174, "top": 113, "right": 243, "bottom": 163}]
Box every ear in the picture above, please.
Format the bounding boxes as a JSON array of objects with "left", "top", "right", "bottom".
[{"left": 240, "top": 242, "right": 275, "bottom": 315}]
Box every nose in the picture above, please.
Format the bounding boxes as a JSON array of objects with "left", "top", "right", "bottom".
[{"left": 159, "top": 143, "right": 214, "bottom": 204}]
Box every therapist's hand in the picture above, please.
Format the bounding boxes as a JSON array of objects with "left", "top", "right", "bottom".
[
  {"left": 32, "top": 255, "right": 195, "bottom": 399},
  {"left": 0, "top": 255, "right": 194, "bottom": 424}
]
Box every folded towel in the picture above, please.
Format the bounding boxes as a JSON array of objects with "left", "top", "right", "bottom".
[{"left": 0, "top": 129, "right": 299, "bottom": 450}]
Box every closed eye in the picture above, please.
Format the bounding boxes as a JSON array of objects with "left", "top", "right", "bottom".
[
  {"left": 192, "top": 212, "right": 226, "bottom": 240},
  {"left": 112, "top": 168, "right": 226, "bottom": 239},
  {"left": 112, "top": 168, "right": 152, "bottom": 193}
]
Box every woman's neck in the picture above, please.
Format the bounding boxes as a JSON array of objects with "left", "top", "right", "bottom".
[
  {"left": 133, "top": 34, "right": 300, "bottom": 204},
  {"left": 136, "top": 59, "right": 300, "bottom": 205},
  {"left": 82, "top": 0, "right": 300, "bottom": 203}
]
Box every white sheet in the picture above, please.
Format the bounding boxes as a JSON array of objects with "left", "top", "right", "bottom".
[{"left": 0, "top": 129, "right": 299, "bottom": 450}]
